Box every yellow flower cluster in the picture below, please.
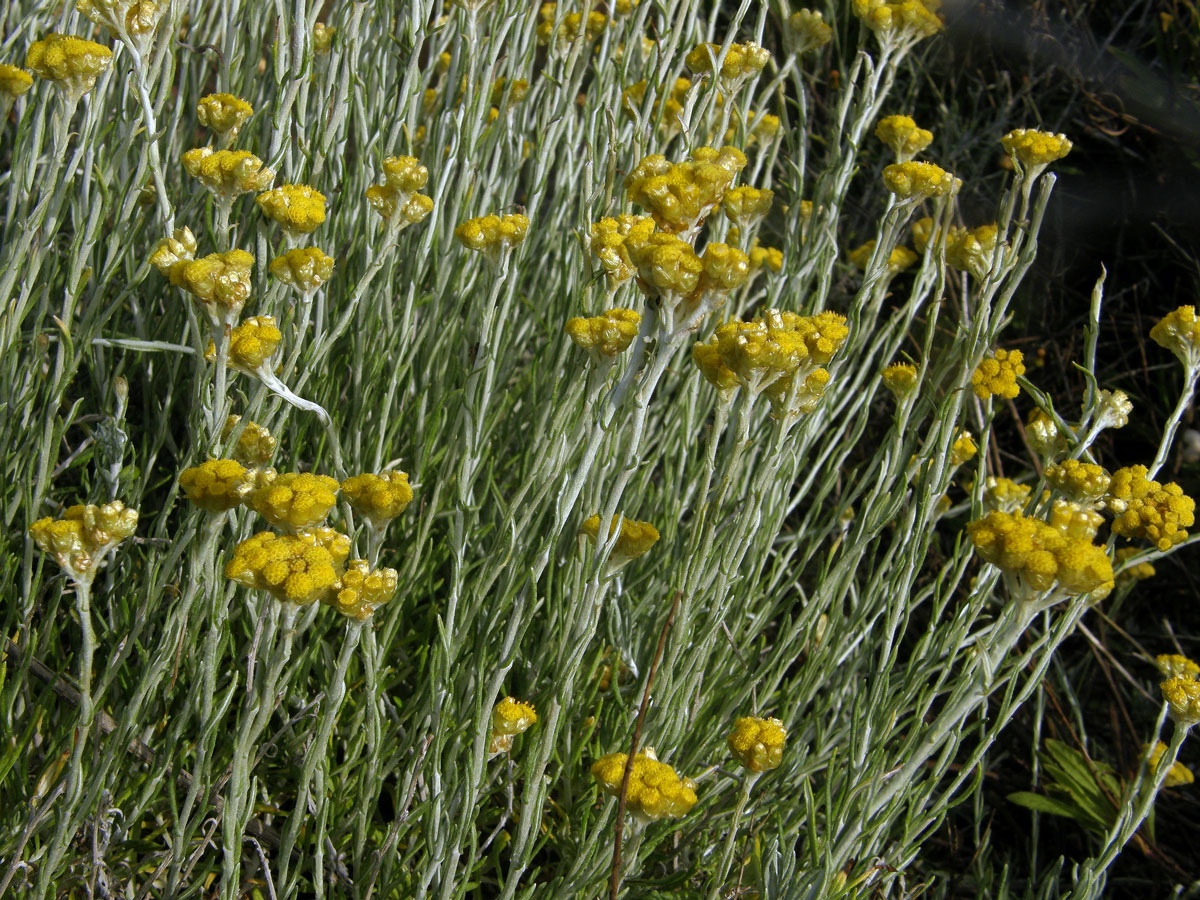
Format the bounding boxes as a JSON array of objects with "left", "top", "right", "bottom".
[
  {"left": 882, "top": 160, "right": 958, "bottom": 200},
  {"left": 622, "top": 77, "right": 692, "bottom": 137},
  {"left": 341, "top": 471, "right": 414, "bottom": 528},
  {"left": 966, "top": 510, "right": 1114, "bottom": 598},
  {"left": 722, "top": 186, "right": 773, "bottom": 229},
  {"left": 0, "top": 64, "right": 34, "bottom": 100},
  {"left": 1149, "top": 305, "right": 1200, "bottom": 368},
  {"left": 946, "top": 224, "right": 1001, "bottom": 279},
  {"left": 454, "top": 213, "right": 530, "bottom": 267},
  {"left": 852, "top": 0, "right": 944, "bottom": 43},
  {"left": 589, "top": 215, "right": 656, "bottom": 290},
  {"left": 221, "top": 316, "right": 282, "bottom": 374},
  {"left": 1045, "top": 460, "right": 1111, "bottom": 503},
  {"left": 880, "top": 362, "right": 919, "bottom": 399},
  {"left": 488, "top": 696, "right": 538, "bottom": 757},
  {"left": 1026, "top": 409, "right": 1067, "bottom": 460},
  {"left": 183, "top": 148, "right": 275, "bottom": 201},
  {"left": 565, "top": 309, "right": 641, "bottom": 363},
  {"left": 167, "top": 249, "right": 255, "bottom": 324},
  {"left": 269, "top": 247, "right": 335, "bottom": 294},
  {"left": 692, "top": 340, "right": 739, "bottom": 398},
  {"left": 625, "top": 146, "right": 747, "bottom": 234},
  {"left": 196, "top": 93, "right": 253, "bottom": 138},
  {"left": 721, "top": 108, "right": 781, "bottom": 148},
  {"left": 1001, "top": 129, "right": 1073, "bottom": 170},
  {"left": 256, "top": 184, "right": 327, "bottom": 237},
  {"left": 179, "top": 459, "right": 251, "bottom": 512},
  {"left": 225, "top": 531, "right": 339, "bottom": 604},
  {"left": 684, "top": 41, "right": 771, "bottom": 84},
  {"left": 1157, "top": 654, "right": 1200, "bottom": 680},
  {"left": 875, "top": 115, "right": 933, "bottom": 161},
  {"left": 25, "top": 34, "right": 113, "bottom": 100},
  {"left": 848, "top": 240, "right": 919, "bottom": 274},
  {"left": 951, "top": 430, "right": 978, "bottom": 466},
  {"left": 727, "top": 716, "right": 787, "bottom": 772},
  {"left": 30, "top": 501, "right": 138, "bottom": 584},
  {"left": 149, "top": 227, "right": 197, "bottom": 273},
  {"left": 1161, "top": 676, "right": 1200, "bottom": 728},
  {"left": 366, "top": 156, "right": 434, "bottom": 231},
  {"left": 581, "top": 514, "right": 659, "bottom": 565},
  {"left": 1105, "top": 465, "right": 1194, "bottom": 551},
  {"left": 981, "top": 476, "right": 1032, "bottom": 514},
  {"left": 332, "top": 559, "right": 398, "bottom": 620},
  {"left": 249, "top": 471, "right": 340, "bottom": 532},
  {"left": 788, "top": 9, "right": 833, "bottom": 53},
  {"left": 747, "top": 243, "right": 783, "bottom": 274},
  {"left": 537, "top": 2, "right": 609, "bottom": 47},
  {"left": 76, "top": 0, "right": 162, "bottom": 43},
  {"left": 1047, "top": 498, "right": 1104, "bottom": 542},
  {"left": 1146, "top": 741, "right": 1194, "bottom": 787},
  {"left": 1114, "top": 547, "right": 1155, "bottom": 582},
  {"left": 591, "top": 751, "right": 698, "bottom": 822},
  {"left": 223, "top": 415, "right": 277, "bottom": 467},
  {"left": 971, "top": 348, "right": 1025, "bottom": 400}
]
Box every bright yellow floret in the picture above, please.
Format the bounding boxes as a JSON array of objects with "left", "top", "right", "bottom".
[
  {"left": 196, "top": 93, "right": 253, "bottom": 139},
  {"left": 1162, "top": 676, "right": 1200, "bottom": 727},
  {"left": 182, "top": 148, "right": 275, "bottom": 201},
  {"left": 882, "top": 160, "right": 958, "bottom": 200},
  {"left": 269, "top": 246, "right": 335, "bottom": 294},
  {"left": 591, "top": 751, "right": 698, "bottom": 823},
  {"left": 581, "top": 514, "right": 659, "bottom": 564},
  {"left": 30, "top": 501, "right": 138, "bottom": 584},
  {"left": 76, "top": 0, "right": 162, "bottom": 43},
  {"left": 0, "top": 64, "right": 34, "bottom": 99},
  {"left": 148, "top": 227, "right": 197, "bottom": 274},
  {"left": 248, "top": 471, "right": 340, "bottom": 531},
  {"left": 488, "top": 696, "right": 538, "bottom": 756},
  {"left": 852, "top": 0, "right": 944, "bottom": 44},
  {"left": 331, "top": 559, "right": 397, "bottom": 620},
  {"left": 222, "top": 316, "right": 282, "bottom": 374},
  {"left": 1146, "top": 741, "right": 1194, "bottom": 787},
  {"left": 1157, "top": 653, "right": 1200, "bottom": 680},
  {"left": 256, "top": 185, "right": 327, "bottom": 236},
  {"left": 366, "top": 155, "right": 434, "bottom": 232},
  {"left": 1045, "top": 460, "right": 1111, "bottom": 503},
  {"left": 875, "top": 114, "right": 933, "bottom": 161},
  {"left": 727, "top": 716, "right": 787, "bottom": 772},
  {"left": 684, "top": 41, "right": 771, "bottom": 84},
  {"left": 950, "top": 430, "right": 978, "bottom": 466},
  {"left": 1106, "top": 465, "right": 1195, "bottom": 551},
  {"left": 454, "top": 213, "right": 530, "bottom": 268},
  {"left": 167, "top": 249, "right": 255, "bottom": 324},
  {"left": 788, "top": 9, "right": 833, "bottom": 53},
  {"left": 341, "top": 471, "right": 414, "bottom": 527},
  {"left": 967, "top": 509, "right": 1114, "bottom": 598},
  {"left": 588, "top": 215, "right": 656, "bottom": 290},
  {"left": 971, "top": 348, "right": 1025, "bottom": 400},
  {"left": 222, "top": 416, "right": 278, "bottom": 467},
  {"left": 25, "top": 34, "right": 113, "bottom": 100},
  {"left": 178, "top": 459, "right": 250, "bottom": 512},
  {"left": 625, "top": 146, "right": 747, "bottom": 234},
  {"left": 722, "top": 186, "right": 773, "bottom": 228},
  {"left": 225, "top": 531, "right": 339, "bottom": 604},
  {"left": 1001, "top": 129, "right": 1073, "bottom": 170},
  {"left": 1150, "top": 305, "right": 1200, "bottom": 368},
  {"left": 848, "top": 240, "right": 919, "bottom": 274},
  {"left": 565, "top": 309, "right": 641, "bottom": 362}
]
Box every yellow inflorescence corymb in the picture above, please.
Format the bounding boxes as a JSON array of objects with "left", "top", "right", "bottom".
[
  {"left": 589, "top": 215, "right": 656, "bottom": 290},
  {"left": 269, "top": 247, "right": 335, "bottom": 294},
  {"left": 178, "top": 459, "right": 251, "bottom": 512},
  {"left": 0, "top": 64, "right": 34, "bottom": 100},
  {"left": 1105, "top": 465, "right": 1195, "bottom": 551},
  {"left": 168, "top": 249, "right": 255, "bottom": 324},
  {"left": 684, "top": 41, "right": 771, "bottom": 85},
  {"left": 223, "top": 416, "right": 277, "bottom": 467},
  {"left": 981, "top": 477, "right": 1032, "bottom": 514},
  {"left": 366, "top": 156, "right": 434, "bottom": 230},
  {"left": 722, "top": 186, "right": 773, "bottom": 229},
  {"left": 331, "top": 559, "right": 397, "bottom": 620},
  {"left": 693, "top": 338, "right": 739, "bottom": 397},
  {"left": 852, "top": 0, "right": 944, "bottom": 44},
  {"left": 565, "top": 309, "right": 641, "bottom": 362},
  {"left": 1045, "top": 459, "right": 1111, "bottom": 503},
  {"left": 950, "top": 430, "right": 978, "bottom": 466},
  {"left": 880, "top": 362, "right": 918, "bottom": 399},
  {"left": 591, "top": 752, "right": 698, "bottom": 823},
  {"left": 223, "top": 316, "right": 282, "bottom": 374},
  {"left": 257, "top": 184, "right": 327, "bottom": 236},
  {"left": 537, "top": 3, "right": 609, "bottom": 47},
  {"left": 149, "top": 227, "right": 197, "bottom": 273},
  {"left": 455, "top": 214, "right": 530, "bottom": 268},
  {"left": 30, "top": 501, "right": 138, "bottom": 585},
  {"left": 748, "top": 244, "right": 783, "bottom": 274},
  {"left": 183, "top": 148, "right": 275, "bottom": 201},
  {"left": 1146, "top": 741, "right": 1194, "bottom": 787},
  {"left": 875, "top": 115, "right": 933, "bottom": 161},
  {"left": 626, "top": 146, "right": 747, "bottom": 234},
  {"left": 727, "top": 716, "right": 787, "bottom": 772},
  {"left": 25, "top": 34, "right": 113, "bottom": 100},
  {"left": 1157, "top": 653, "right": 1200, "bottom": 681},
  {"left": 76, "top": 0, "right": 162, "bottom": 43},
  {"left": 1162, "top": 676, "right": 1200, "bottom": 728},
  {"left": 971, "top": 348, "right": 1025, "bottom": 400},
  {"left": 196, "top": 93, "right": 253, "bottom": 139},
  {"left": 248, "top": 471, "right": 340, "bottom": 532},
  {"left": 882, "top": 160, "right": 958, "bottom": 200},
  {"left": 967, "top": 510, "right": 1114, "bottom": 598},
  {"left": 1150, "top": 305, "right": 1200, "bottom": 368},
  {"left": 625, "top": 231, "right": 703, "bottom": 298},
  {"left": 341, "top": 471, "right": 414, "bottom": 528},
  {"left": 788, "top": 9, "right": 833, "bottom": 53},
  {"left": 489, "top": 696, "right": 538, "bottom": 756},
  {"left": 581, "top": 514, "right": 659, "bottom": 564},
  {"left": 1001, "top": 129, "right": 1073, "bottom": 170},
  {"left": 849, "top": 241, "right": 919, "bottom": 275},
  {"left": 225, "top": 531, "right": 339, "bottom": 604},
  {"left": 945, "top": 224, "right": 1002, "bottom": 279}
]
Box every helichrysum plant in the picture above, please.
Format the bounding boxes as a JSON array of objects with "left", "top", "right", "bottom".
[{"left": 4, "top": 3, "right": 1198, "bottom": 899}]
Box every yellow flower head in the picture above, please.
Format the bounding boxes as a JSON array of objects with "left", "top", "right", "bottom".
[
  {"left": 622, "top": 77, "right": 693, "bottom": 137},
  {"left": 256, "top": 184, "right": 327, "bottom": 236},
  {"left": 1105, "top": 465, "right": 1195, "bottom": 551},
  {"left": 222, "top": 316, "right": 282, "bottom": 374},
  {"left": 981, "top": 476, "right": 1032, "bottom": 514},
  {"left": 269, "top": 247, "right": 335, "bottom": 294},
  {"left": 1045, "top": 459, "right": 1111, "bottom": 503},
  {"left": 1162, "top": 676, "right": 1200, "bottom": 728},
  {"left": 222, "top": 416, "right": 278, "bottom": 467},
  {"left": 313, "top": 22, "right": 335, "bottom": 54},
  {"left": 492, "top": 696, "right": 538, "bottom": 737},
  {"left": 178, "top": 458, "right": 251, "bottom": 512},
  {"left": 455, "top": 213, "right": 529, "bottom": 269},
  {"left": 1157, "top": 653, "right": 1200, "bottom": 681},
  {"left": 684, "top": 41, "right": 771, "bottom": 84},
  {"left": 852, "top": 0, "right": 944, "bottom": 44},
  {"left": 625, "top": 231, "right": 704, "bottom": 299},
  {"left": 248, "top": 471, "right": 340, "bottom": 531},
  {"left": 341, "top": 471, "right": 414, "bottom": 528},
  {"left": 1145, "top": 741, "right": 1194, "bottom": 787},
  {"left": 196, "top": 93, "right": 253, "bottom": 139},
  {"left": 1001, "top": 129, "right": 1073, "bottom": 170},
  {"left": 967, "top": 509, "right": 1114, "bottom": 598},
  {"left": 367, "top": 156, "right": 434, "bottom": 231},
  {"left": 1150, "top": 305, "right": 1200, "bottom": 369},
  {"left": 722, "top": 186, "right": 773, "bottom": 229},
  {"left": 875, "top": 115, "right": 933, "bottom": 161},
  {"left": 182, "top": 148, "right": 275, "bottom": 201},
  {"left": 625, "top": 146, "right": 747, "bottom": 233},
  {"left": 882, "top": 160, "right": 958, "bottom": 200},
  {"left": 536, "top": 3, "right": 610, "bottom": 47},
  {"left": 693, "top": 337, "right": 739, "bottom": 397},
  {"left": 331, "top": 559, "right": 397, "bottom": 620},
  {"left": 225, "top": 531, "right": 339, "bottom": 604},
  {"left": 565, "top": 309, "right": 641, "bottom": 363},
  {"left": 581, "top": 514, "right": 659, "bottom": 565},
  {"left": 946, "top": 224, "right": 1002, "bottom": 280},
  {"left": 747, "top": 244, "right": 783, "bottom": 274},
  {"left": 696, "top": 242, "right": 751, "bottom": 298},
  {"left": 1026, "top": 409, "right": 1068, "bottom": 460},
  {"left": 489, "top": 77, "right": 528, "bottom": 111},
  {"left": 167, "top": 249, "right": 255, "bottom": 324},
  {"left": 950, "top": 430, "right": 977, "bottom": 466},
  {"left": 0, "top": 64, "right": 34, "bottom": 99},
  {"left": 1047, "top": 498, "right": 1104, "bottom": 542},
  {"left": 788, "top": 9, "right": 833, "bottom": 53},
  {"left": 148, "top": 227, "right": 197, "bottom": 274},
  {"left": 588, "top": 215, "right": 656, "bottom": 290},
  {"left": 1114, "top": 547, "right": 1155, "bottom": 582},
  {"left": 971, "top": 348, "right": 1025, "bottom": 400},
  {"left": 727, "top": 716, "right": 787, "bottom": 772},
  {"left": 591, "top": 751, "right": 698, "bottom": 823},
  {"left": 25, "top": 34, "right": 113, "bottom": 100},
  {"left": 297, "top": 525, "right": 351, "bottom": 569},
  {"left": 848, "top": 240, "right": 919, "bottom": 275},
  {"left": 76, "top": 0, "right": 162, "bottom": 42},
  {"left": 30, "top": 500, "right": 138, "bottom": 584},
  {"left": 880, "top": 362, "right": 919, "bottom": 399}
]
